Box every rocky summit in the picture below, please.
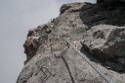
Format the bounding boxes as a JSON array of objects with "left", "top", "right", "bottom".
[{"left": 17, "top": 2, "right": 125, "bottom": 83}]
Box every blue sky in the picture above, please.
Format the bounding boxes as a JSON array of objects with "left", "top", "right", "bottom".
[{"left": 0, "top": 0, "right": 96, "bottom": 83}]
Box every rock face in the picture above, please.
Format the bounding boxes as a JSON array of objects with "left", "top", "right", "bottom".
[
  {"left": 17, "top": 2, "right": 125, "bottom": 83},
  {"left": 82, "top": 25, "right": 125, "bottom": 69},
  {"left": 80, "top": 2, "right": 125, "bottom": 69}
]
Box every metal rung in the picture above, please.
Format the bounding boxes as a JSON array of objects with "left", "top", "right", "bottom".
[{"left": 36, "top": 57, "right": 52, "bottom": 83}]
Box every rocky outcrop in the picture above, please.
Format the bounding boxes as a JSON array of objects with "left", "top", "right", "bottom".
[
  {"left": 23, "top": 23, "right": 53, "bottom": 64},
  {"left": 81, "top": 25, "right": 125, "bottom": 70},
  {"left": 80, "top": 2, "right": 125, "bottom": 70},
  {"left": 17, "top": 2, "right": 125, "bottom": 83}
]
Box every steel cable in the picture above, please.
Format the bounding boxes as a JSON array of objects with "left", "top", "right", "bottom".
[{"left": 63, "top": 38, "right": 114, "bottom": 83}]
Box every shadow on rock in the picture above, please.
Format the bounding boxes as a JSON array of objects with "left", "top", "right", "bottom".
[
  {"left": 80, "top": 43, "right": 125, "bottom": 73},
  {"left": 79, "top": 2, "right": 125, "bottom": 29}
]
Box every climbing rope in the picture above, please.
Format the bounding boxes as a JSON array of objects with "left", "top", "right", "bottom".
[{"left": 63, "top": 37, "right": 114, "bottom": 83}]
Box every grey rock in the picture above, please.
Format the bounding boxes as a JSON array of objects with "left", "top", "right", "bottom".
[
  {"left": 80, "top": 2, "right": 125, "bottom": 70},
  {"left": 82, "top": 25, "right": 125, "bottom": 63},
  {"left": 17, "top": 2, "right": 125, "bottom": 83}
]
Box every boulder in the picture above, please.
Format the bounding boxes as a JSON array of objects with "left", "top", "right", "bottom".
[
  {"left": 82, "top": 25, "right": 125, "bottom": 65},
  {"left": 80, "top": 1, "right": 125, "bottom": 68}
]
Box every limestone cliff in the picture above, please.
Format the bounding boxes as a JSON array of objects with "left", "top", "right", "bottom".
[{"left": 17, "top": 2, "right": 125, "bottom": 83}]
